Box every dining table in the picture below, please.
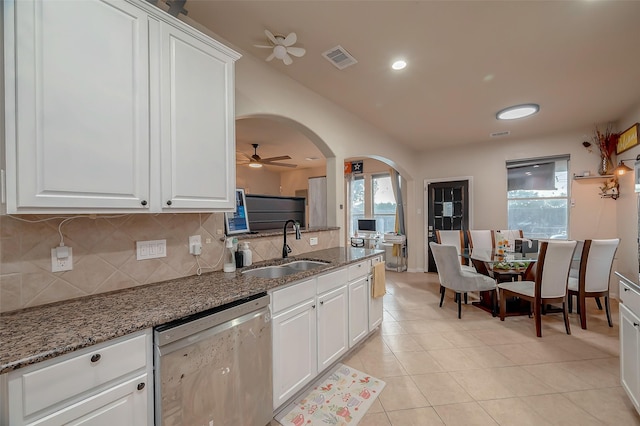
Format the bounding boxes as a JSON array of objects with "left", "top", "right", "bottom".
[{"left": 462, "top": 248, "right": 539, "bottom": 316}]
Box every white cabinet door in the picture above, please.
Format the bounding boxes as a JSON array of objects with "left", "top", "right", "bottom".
[
  {"left": 155, "top": 21, "right": 237, "bottom": 211},
  {"left": 620, "top": 304, "right": 640, "bottom": 413},
  {"left": 272, "top": 298, "right": 317, "bottom": 410},
  {"left": 368, "top": 276, "right": 384, "bottom": 330},
  {"left": 349, "top": 276, "right": 369, "bottom": 347},
  {"left": 7, "top": 0, "right": 150, "bottom": 212},
  {"left": 27, "top": 374, "right": 148, "bottom": 426},
  {"left": 317, "top": 285, "right": 348, "bottom": 372}
]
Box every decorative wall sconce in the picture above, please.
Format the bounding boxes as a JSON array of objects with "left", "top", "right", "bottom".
[{"left": 613, "top": 154, "right": 640, "bottom": 176}]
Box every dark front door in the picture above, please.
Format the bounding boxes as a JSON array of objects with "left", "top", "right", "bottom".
[{"left": 427, "top": 180, "right": 469, "bottom": 272}]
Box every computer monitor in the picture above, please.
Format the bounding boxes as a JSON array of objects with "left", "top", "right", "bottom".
[{"left": 357, "top": 218, "right": 377, "bottom": 234}]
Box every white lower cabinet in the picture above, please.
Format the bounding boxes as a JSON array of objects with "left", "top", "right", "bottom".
[
  {"left": 620, "top": 279, "right": 640, "bottom": 414},
  {"left": 270, "top": 259, "right": 382, "bottom": 411},
  {"left": 317, "top": 285, "right": 349, "bottom": 372},
  {"left": 271, "top": 281, "right": 318, "bottom": 410},
  {"left": 349, "top": 276, "right": 369, "bottom": 347},
  {"left": 369, "top": 255, "right": 385, "bottom": 331},
  {"left": 5, "top": 330, "right": 153, "bottom": 425}
]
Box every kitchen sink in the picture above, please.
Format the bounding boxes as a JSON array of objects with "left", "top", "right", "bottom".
[
  {"left": 242, "top": 260, "right": 329, "bottom": 278},
  {"left": 242, "top": 266, "right": 300, "bottom": 279},
  {"left": 282, "top": 260, "right": 329, "bottom": 271}
]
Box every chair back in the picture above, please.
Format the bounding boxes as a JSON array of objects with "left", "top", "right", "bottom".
[
  {"left": 429, "top": 242, "right": 463, "bottom": 290},
  {"left": 569, "top": 240, "right": 584, "bottom": 279},
  {"left": 580, "top": 239, "right": 619, "bottom": 293},
  {"left": 468, "top": 230, "right": 494, "bottom": 250},
  {"left": 536, "top": 241, "right": 577, "bottom": 299},
  {"left": 435, "top": 230, "right": 465, "bottom": 264}
]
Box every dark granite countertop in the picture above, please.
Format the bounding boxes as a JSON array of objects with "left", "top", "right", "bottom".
[{"left": 0, "top": 247, "right": 382, "bottom": 374}]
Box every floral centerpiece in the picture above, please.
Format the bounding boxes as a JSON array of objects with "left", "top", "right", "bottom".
[{"left": 593, "top": 123, "right": 619, "bottom": 175}]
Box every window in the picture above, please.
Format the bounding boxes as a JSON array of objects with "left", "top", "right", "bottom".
[
  {"left": 507, "top": 156, "right": 569, "bottom": 240},
  {"left": 372, "top": 174, "right": 397, "bottom": 234}
]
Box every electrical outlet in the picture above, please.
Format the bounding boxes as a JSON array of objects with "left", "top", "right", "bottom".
[
  {"left": 51, "top": 247, "right": 73, "bottom": 272},
  {"left": 310, "top": 237, "right": 318, "bottom": 246},
  {"left": 189, "top": 235, "right": 202, "bottom": 255}
]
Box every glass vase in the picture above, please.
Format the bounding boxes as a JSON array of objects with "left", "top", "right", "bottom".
[{"left": 599, "top": 155, "right": 613, "bottom": 175}]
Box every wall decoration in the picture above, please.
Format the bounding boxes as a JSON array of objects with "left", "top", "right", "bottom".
[{"left": 617, "top": 123, "right": 639, "bottom": 155}]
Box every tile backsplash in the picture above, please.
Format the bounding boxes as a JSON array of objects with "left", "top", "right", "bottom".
[{"left": 0, "top": 213, "right": 339, "bottom": 313}]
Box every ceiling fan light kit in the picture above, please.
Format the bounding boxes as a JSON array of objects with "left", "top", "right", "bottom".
[
  {"left": 237, "top": 143, "right": 297, "bottom": 168},
  {"left": 254, "top": 29, "right": 306, "bottom": 65}
]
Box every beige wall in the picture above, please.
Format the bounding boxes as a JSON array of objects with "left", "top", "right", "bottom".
[
  {"left": 280, "top": 166, "right": 326, "bottom": 197},
  {"left": 236, "top": 164, "right": 281, "bottom": 195}
]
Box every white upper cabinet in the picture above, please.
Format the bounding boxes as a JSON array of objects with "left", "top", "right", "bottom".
[
  {"left": 3, "top": 0, "right": 240, "bottom": 214},
  {"left": 153, "top": 18, "right": 237, "bottom": 211}
]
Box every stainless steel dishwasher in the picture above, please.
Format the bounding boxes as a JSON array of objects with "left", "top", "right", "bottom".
[{"left": 154, "top": 293, "right": 272, "bottom": 426}]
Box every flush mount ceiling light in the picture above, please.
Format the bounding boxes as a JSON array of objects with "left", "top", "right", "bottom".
[
  {"left": 391, "top": 60, "right": 407, "bottom": 70},
  {"left": 496, "top": 103, "right": 540, "bottom": 120},
  {"left": 248, "top": 162, "right": 263, "bottom": 168}
]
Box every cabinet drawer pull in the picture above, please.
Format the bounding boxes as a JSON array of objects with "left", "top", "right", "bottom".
[
  {"left": 141, "top": 200, "right": 147, "bottom": 206},
  {"left": 90, "top": 354, "right": 101, "bottom": 363},
  {"left": 312, "top": 304, "right": 316, "bottom": 309},
  {"left": 624, "top": 288, "right": 629, "bottom": 291},
  {"left": 166, "top": 200, "right": 172, "bottom": 206},
  {"left": 137, "top": 382, "right": 146, "bottom": 391},
  {"left": 634, "top": 323, "right": 639, "bottom": 327},
  {"left": 320, "top": 301, "right": 324, "bottom": 305}
]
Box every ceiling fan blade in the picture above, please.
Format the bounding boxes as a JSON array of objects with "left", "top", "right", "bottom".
[
  {"left": 265, "top": 52, "right": 276, "bottom": 62},
  {"left": 262, "top": 161, "right": 297, "bottom": 168},
  {"left": 261, "top": 155, "right": 291, "bottom": 162},
  {"left": 282, "top": 32, "right": 297, "bottom": 47},
  {"left": 282, "top": 53, "right": 293, "bottom": 65},
  {"left": 264, "top": 29, "right": 277, "bottom": 45},
  {"left": 286, "top": 47, "right": 306, "bottom": 57},
  {"left": 254, "top": 44, "right": 273, "bottom": 49}
]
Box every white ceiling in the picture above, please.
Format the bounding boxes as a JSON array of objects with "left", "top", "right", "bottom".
[{"left": 185, "top": 0, "right": 640, "bottom": 168}]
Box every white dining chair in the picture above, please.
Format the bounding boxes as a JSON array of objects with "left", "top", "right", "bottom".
[
  {"left": 468, "top": 230, "right": 495, "bottom": 251},
  {"left": 498, "top": 240, "right": 577, "bottom": 337},
  {"left": 429, "top": 242, "right": 497, "bottom": 318},
  {"left": 568, "top": 239, "right": 619, "bottom": 329},
  {"left": 435, "top": 230, "right": 474, "bottom": 271}
]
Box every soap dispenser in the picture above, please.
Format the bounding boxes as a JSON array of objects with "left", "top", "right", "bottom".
[{"left": 223, "top": 239, "right": 236, "bottom": 272}]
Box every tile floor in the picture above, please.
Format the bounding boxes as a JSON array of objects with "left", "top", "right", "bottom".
[{"left": 337, "top": 271, "right": 639, "bottom": 425}]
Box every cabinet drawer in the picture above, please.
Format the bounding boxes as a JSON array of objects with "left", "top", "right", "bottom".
[
  {"left": 620, "top": 281, "right": 640, "bottom": 315},
  {"left": 317, "top": 268, "right": 348, "bottom": 294},
  {"left": 15, "top": 333, "right": 147, "bottom": 417},
  {"left": 271, "top": 278, "right": 316, "bottom": 313},
  {"left": 348, "top": 260, "right": 370, "bottom": 281}
]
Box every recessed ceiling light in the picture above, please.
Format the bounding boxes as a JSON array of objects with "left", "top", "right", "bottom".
[
  {"left": 392, "top": 60, "right": 407, "bottom": 70},
  {"left": 496, "top": 103, "right": 539, "bottom": 120}
]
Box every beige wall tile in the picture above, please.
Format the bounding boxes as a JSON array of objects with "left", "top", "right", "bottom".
[{"left": 0, "top": 213, "right": 339, "bottom": 313}]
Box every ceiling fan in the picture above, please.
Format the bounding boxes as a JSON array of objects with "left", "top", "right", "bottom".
[
  {"left": 254, "top": 29, "right": 306, "bottom": 65},
  {"left": 237, "top": 143, "right": 297, "bottom": 168}
]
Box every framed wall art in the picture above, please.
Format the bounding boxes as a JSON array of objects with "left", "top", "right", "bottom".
[{"left": 617, "top": 123, "right": 639, "bottom": 155}]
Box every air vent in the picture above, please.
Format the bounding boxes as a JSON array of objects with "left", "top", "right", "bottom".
[
  {"left": 322, "top": 45, "right": 357, "bottom": 70},
  {"left": 490, "top": 130, "right": 511, "bottom": 137}
]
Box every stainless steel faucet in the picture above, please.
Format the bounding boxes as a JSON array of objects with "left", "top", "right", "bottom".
[{"left": 283, "top": 220, "right": 301, "bottom": 258}]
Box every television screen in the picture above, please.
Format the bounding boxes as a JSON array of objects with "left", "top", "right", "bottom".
[
  {"left": 225, "top": 189, "right": 250, "bottom": 235},
  {"left": 357, "top": 219, "right": 377, "bottom": 233}
]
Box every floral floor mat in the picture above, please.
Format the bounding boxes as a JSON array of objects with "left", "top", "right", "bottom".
[{"left": 275, "top": 364, "right": 386, "bottom": 426}]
